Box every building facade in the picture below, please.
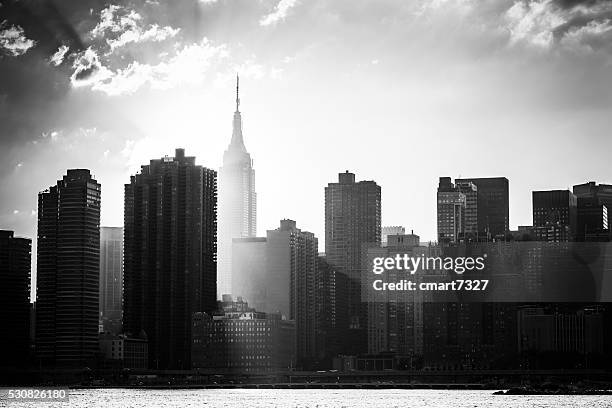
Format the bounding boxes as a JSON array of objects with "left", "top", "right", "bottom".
[
  {"left": 192, "top": 297, "right": 295, "bottom": 373},
  {"left": 0, "top": 230, "right": 31, "bottom": 368},
  {"left": 217, "top": 76, "right": 257, "bottom": 299},
  {"left": 99, "top": 333, "right": 148, "bottom": 369},
  {"left": 231, "top": 237, "right": 267, "bottom": 312},
  {"left": 532, "top": 190, "right": 577, "bottom": 242},
  {"left": 100, "top": 226, "right": 123, "bottom": 334},
  {"left": 325, "top": 171, "right": 381, "bottom": 355},
  {"left": 573, "top": 182, "right": 611, "bottom": 241},
  {"left": 364, "top": 234, "right": 424, "bottom": 360},
  {"left": 455, "top": 177, "right": 509, "bottom": 240},
  {"left": 36, "top": 169, "right": 101, "bottom": 367},
  {"left": 573, "top": 182, "right": 612, "bottom": 209},
  {"left": 437, "top": 177, "right": 466, "bottom": 244},
  {"left": 272, "top": 220, "right": 318, "bottom": 368},
  {"left": 455, "top": 180, "right": 478, "bottom": 239},
  {"left": 123, "top": 148, "right": 217, "bottom": 369},
  {"left": 314, "top": 254, "right": 348, "bottom": 367},
  {"left": 230, "top": 220, "right": 317, "bottom": 369},
  {"left": 381, "top": 226, "right": 405, "bottom": 247},
  {"left": 518, "top": 305, "right": 604, "bottom": 368}
]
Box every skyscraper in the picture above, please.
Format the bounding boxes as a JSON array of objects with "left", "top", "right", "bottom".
[
  {"left": 0, "top": 230, "right": 31, "bottom": 368},
  {"left": 36, "top": 169, "right": 101, "bottom": 367},
  {"left": 231, "top": 220, "right": 319, "bottom": 368},
  {"left": 100, "top": 226, "right": 123, "bottom": 334},
  {"left": 455, "top": 180, "right": 478, "bottom": 239},
  {"left": 573, "top": 182, "right": 612, "bottom": 241},
  {"left": 315, "top": 254, "right": 348, "bottom": 367},
  {"left": 437, "top": 177, "right": 466, "bottom": 244},
  {"left": 573, "top": 182, "right": 612, "bottom": 208},
  {"left": 455, "top": 177, "right": 509, "bottom": 240},
  {"left": 364, "top": 233, "right": 423, "bottom": 359},
  {"left": 218, "top": 75, "right": 257, "bottom": 298},
  {"left": 123, "top": 148, "right": 216, "bottom": 369},
  {"left": 325, "top": 171, "right": 381, "bottom": 355},
  {"left": 268, "top": 220, "right": 318, "bottom": 368},
  {"left": 532, "top": 189, "right": 577, "bottom": 242}
]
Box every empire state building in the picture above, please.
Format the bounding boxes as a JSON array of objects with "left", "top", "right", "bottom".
[{"left": 217, "top": 76, "right": 257, "bottom": 298}]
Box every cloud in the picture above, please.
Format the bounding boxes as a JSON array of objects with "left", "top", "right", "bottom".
[
  {"left": 559, "top": 18, "right": 612, "bottom": 52},
  {"left": 92, "top": 5, "right": 140, "bottom": 37},
  {"left": 91, "top": 5, "right": 180, "bottom": 52},
  {"left": 70, "top": 47, "right": 113, "bottom": 86},
  {"left": 415, "top": 0, "right": 474, "bottom": 16},
  {"left": 49, "top": 45, "right": 69, "bottom": 66},
  {"left": 506, "top": 1, "right": 564, "bottom": 48},
  {"left": 260, "top": 0, "right": 299, "bottom": 26},
  {"left": 84, "top": 38, "right": 228, "bottom": 96},
  {"left": 504, "top": 0, "right": 612, "bottom": 51},
  {"left": 0, "top": 20, "right": 36, "bottom": 56},
  {"left": 109, "top": 24, "right": 180, "bottom": 51}
]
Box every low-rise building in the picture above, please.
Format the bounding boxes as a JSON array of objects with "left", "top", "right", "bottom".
[
  {"left": 99, "top": 333, "right": 148, "bottom": 369},
  {"left": 192, "top": 297, "right": 295, "bottom": 373}
]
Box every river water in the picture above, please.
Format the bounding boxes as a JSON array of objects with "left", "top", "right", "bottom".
[{"left": 7, "top": 388, "right": 612, "bottom": 407}]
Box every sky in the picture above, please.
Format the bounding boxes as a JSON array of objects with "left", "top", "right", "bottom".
[{"left": 1, "top": 0, "right": 612, "bottom": 288}]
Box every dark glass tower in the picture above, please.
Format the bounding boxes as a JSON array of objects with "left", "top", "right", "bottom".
[
  {"left": 36, "top": 169, "right": 101, "bottom": 368},
  {"left": 455, "top": 177, "right": 509, "bottom": 240},
  {"left": 325, "top": 171, "right": 381, "bottom": 355},
  {"left": 123, "top": 148, "right": 217, "bottom": 370},
  {"left": 532, "top": 189, "right": 577, "bottom": 242},
  {"left": 573, "top": 182, "right": 612, "bottom": 241},
  {"left": 0, "top": 230, "right": 31, "bottom": 368}
]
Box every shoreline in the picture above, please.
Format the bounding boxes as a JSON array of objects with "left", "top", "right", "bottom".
[{"left": 63, "top": 384, "right": 612, "bottom": 394}]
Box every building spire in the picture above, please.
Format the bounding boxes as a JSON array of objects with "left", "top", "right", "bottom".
[
  {"left": 235, "top": 73, "right": 240, "bottom": 113},
  {"left": 228, "top": 73, "right": 246, "bottom": 154}
]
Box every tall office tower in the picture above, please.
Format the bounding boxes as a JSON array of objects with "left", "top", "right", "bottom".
[
  {"left": 381, "top": 226, "right": 405, "bottom": 247},
  {"left": 437, "top": 177, "right": 466, "bottom": 244},
  {"left": 573, "top": 182, "right": 612, "bottom": 207},
  {"left": 124, "top": 149, "right": 217, "bottom": 370},
  {"left": 315, "top": 255, "right": 348, "bottom": 368},
  {"left": 267, "top": 220, "right": 318, "bottom": 369},
  {"left": 455, "top": 177, "right": 509, "bottom": 240},
  {"left": 100, "top": 227, "right": 123, "bottom": 334},
  {"left": 532, "top": 190, "right": 577, "bottom": 242},
  {"left": 36, "top": 169, "right": 101, "bottom": 367},
  {"left": 325, "top": 171, "right": 381, "bottom": 355},
  {"left": 218, "top": 76, "right": 257, "bottom": 299},
  {"left": 455, "top": 181, "right": 478, "bottom": 239},
  {"left": 0, "top": 230, "right": 31, "bottom": 368},
  {"left": 232, "top": 220, "right": 317, "bottom": 368},
  {"left": 575, "top": 197, "right": 608, "bottom": 242},
  {"left": 364, "top": 234, "right": 423, "bottom": 360},
  {"left": 573, "top": 182, "right": 612, "bottom": 241}
]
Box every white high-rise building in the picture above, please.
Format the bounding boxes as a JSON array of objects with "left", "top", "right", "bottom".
[{"left": 217, "top": 75, "right": 257, "bottom": 298}]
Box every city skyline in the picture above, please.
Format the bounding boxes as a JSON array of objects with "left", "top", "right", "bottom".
[
  {"left": 2, "top": 0, "right": 612, "bottom": 254},
  {"left": 3, "top": 1, "right": 612, "bottom": 397}
]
